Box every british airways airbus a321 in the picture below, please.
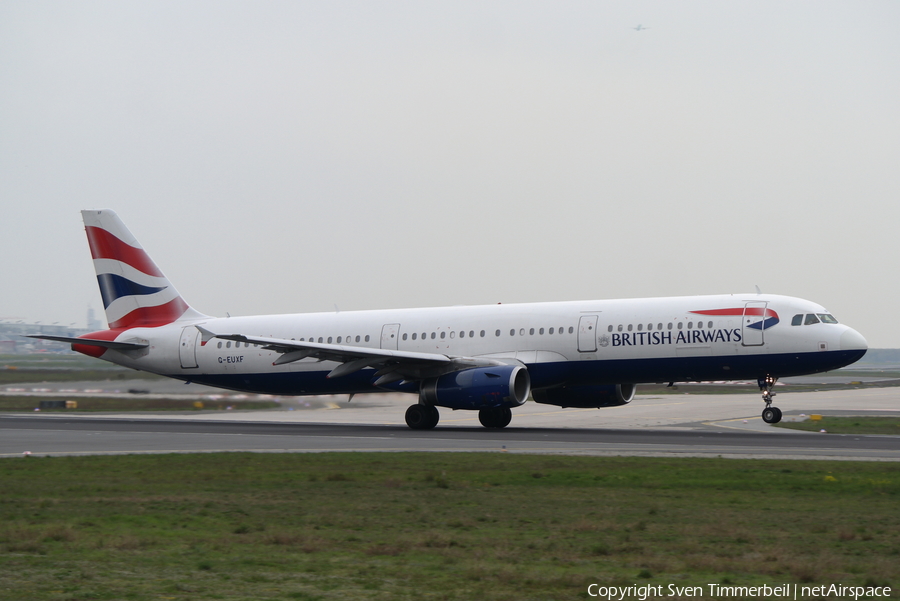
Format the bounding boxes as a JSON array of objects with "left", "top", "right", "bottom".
[{"left": 32, "top": 210, "right": 868, "bottom": 429}]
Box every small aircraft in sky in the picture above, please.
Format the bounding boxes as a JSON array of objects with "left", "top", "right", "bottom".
[
  {"left": 33, "top": 210, "right": 867, "bottom": 429},
  {"left": 633, "top": 24, "right": 649, "bottom": 31}
]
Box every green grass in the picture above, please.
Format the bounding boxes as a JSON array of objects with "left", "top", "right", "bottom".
[
  {"left": 775, "top": 416, "right": 900, "bottom": 435},
  {"left": 1, "top": 453, "right": 898, "bottom": 600}
]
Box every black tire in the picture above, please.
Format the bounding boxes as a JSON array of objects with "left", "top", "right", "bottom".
[
  {"left": 478, "top": 408, "right": 496, "bottom": 428},
  {"left": 425, "top": 405, "right": 440, "bottom": 429},
  {"left": 479, "top": 407, "right": 512, "bottom": 429},
  {"left": 406, "top": 404, "right": 436, "bottom": 430},
  {"left": 493, "top": 407, "right": 512, "bottom": 428},
  {"left": 771, "top": 407, "right": 783, "bottom": 423}
]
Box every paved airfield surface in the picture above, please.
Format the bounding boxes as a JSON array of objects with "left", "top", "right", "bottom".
[{"left": 1, "top": 387, "right": 899, "bottom": 460}]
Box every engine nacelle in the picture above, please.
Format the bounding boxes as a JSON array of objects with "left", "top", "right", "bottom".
[
  {"left": 532, "top": 384, "right": 636, "bottom": 408},
  {"left": 420, "top": 365, "right": 530, "bottom": 410}
]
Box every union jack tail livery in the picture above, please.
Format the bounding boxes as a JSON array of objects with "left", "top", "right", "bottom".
[{"left": 82, "top": 209, "right": 206, "bottom": 329}]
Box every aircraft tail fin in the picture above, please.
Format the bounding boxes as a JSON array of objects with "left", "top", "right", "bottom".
[{"left": 81, "top": 209, "right": 207, "bottom": 329}]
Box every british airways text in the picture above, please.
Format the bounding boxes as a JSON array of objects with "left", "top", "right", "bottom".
[{"left": 611, "top": 328, "right": 742, "bottom": 347}]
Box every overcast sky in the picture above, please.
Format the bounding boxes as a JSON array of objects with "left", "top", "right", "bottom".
[{"left": 2, "top": 2, "right": 899, "bottom": 346}]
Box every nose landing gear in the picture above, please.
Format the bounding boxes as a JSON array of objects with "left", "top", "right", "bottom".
[{"left": 759, "top": 376, "right": 782, "bottom": 424}]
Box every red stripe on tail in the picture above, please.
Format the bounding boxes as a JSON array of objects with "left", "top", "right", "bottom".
[
  {"left": 84, "top": 226, "right": 163, "bottom": 277},
  {"left": 108, "top": 297, "right": 191, "bottom": 329}
]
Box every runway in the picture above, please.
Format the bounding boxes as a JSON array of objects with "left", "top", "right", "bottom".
[{"left": 1, "top": 387, "right": 899, "bottom": 460}]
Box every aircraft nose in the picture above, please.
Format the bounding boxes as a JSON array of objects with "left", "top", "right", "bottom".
[{"left": 840, "top": 328, "right": 868, "bottom": 351}]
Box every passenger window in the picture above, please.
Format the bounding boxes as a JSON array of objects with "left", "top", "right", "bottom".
[
  {"left": 510, "top": 329, "right": 515, "bottom": 336},
  {"left": 805, "top": 314, "right": 820, "bottom": 325},
  {"left": 520, "top": 328, "right": 526, "bottom": 336},
  {"left": 617, "top": 324, "right": 623, "bottom": 332},
  {"left": 607, "top": 326, "right": 612, "bottom": 333},
  {"left": 441, "top": 332, "right": 446, "bottom": 339},
  {"left": 688, "top": 322, "right": 693, "bottom": 329},
  {"left": 667, "top": 323, "right": 672, "bottom": 330},
  {"left": 627, "top": 324, "right": 633, "bottom": 332},
  {"left": 226, "top": 341, "right": 231, "bottom": 348},
  {"left": 337, "top": 336, "right": 342, "bottom": 343},
  {"left": 402, "top": 333, "right": 407, "bottom": 341},
  {"left": 647, "top": 323, "right": 652, "bottom": 331},
  {"left": 708, "top": 321, "right": 713, "bottom": 328},
  {"left": 431, "top": 332, "right": 436, "bottom": 339},
  {"left": 495, "top": 330, "right": 500, "bottom": 337},
  {"left": 658, "top": 323, "right": 662, "bottom": 330},
  {"left": 791, "top": 314, "right": 803, "bottom": 326},
  {"left": 217, "top": 341, "right": 222, "bottom": 349},
  {"left": 677, "top": 323, "right": 683, "bottom": 330},
  {"left": 458, "top": 331, "right": 464, "bottom": 338},
  {"left": 412, "top": 333, "right": 417, "bottom": 340},
  {"left": 469, "top": 330, "right": 475, "bottom": 338},
  {"left": 327, "top": 337, "right": 333, "bottom": 343},
  {"left": 480, "top": 330, "right": 485, "bottom": 337},
  {"left": 637, "top": 324, "right": 643, "bottom": 331},
  {"left": 529, "top": 328, "right": 535, "bottom": 335},
  {"left": 365, "top": 335, "right": 370, "bottom": 342},
  {"left": 539, "top": 328, "right": 544, "bottom": 335},
  {"left": 818, "top": 314, "right": 839, "bottom": 324},
  {"left": 449, "top": 331, "right": 455, "bottom": 339}
]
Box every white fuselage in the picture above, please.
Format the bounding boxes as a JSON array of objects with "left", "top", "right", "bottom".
[{"left": 96, "top": 293, "right": 867, "bottom": 397}]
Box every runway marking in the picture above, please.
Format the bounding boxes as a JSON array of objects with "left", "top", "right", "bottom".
[{"left": 4, "top": 446, "right": 898, "bottom": 461}]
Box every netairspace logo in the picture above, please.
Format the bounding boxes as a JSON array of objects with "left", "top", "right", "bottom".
[{"left": 586, "top": 583, "right": 892, "bottom": 600}]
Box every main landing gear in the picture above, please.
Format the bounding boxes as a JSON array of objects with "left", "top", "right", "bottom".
[
  {"left": 404, "top": 405, "right": 514, "bottom": 429},
  {"left": 478, "top": 407, "right": 512, "bottom": 429},
  {"left": 759, "top": 375, "right": 782, "bottom": 424},
  {"left": 405, "top": 404, "right": 440, "bottom": 430}
]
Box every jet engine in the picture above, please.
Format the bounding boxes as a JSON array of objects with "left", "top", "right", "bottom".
[
  {"left": 532, "top": 384, "right": 635, "bottom": 408},
  {"left": 419, "top": 365, "right": 530, "bottom": 410}
]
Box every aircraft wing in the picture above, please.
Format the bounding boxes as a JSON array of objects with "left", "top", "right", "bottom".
[
  {"left": 26, "top": 335, "right": 149, "bottom": 350},
  {"left": 196, "top": 326, "right": 503, "bottom": 385}
]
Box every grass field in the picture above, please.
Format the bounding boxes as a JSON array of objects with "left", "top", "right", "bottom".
[
  {"left": 1, "top": 453, "right": 898, "bottom": 600},
  {"left": 775, "top": 416, "right": 900, "bottom": 435}
]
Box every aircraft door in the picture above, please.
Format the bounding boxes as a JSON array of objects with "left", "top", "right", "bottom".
[
  {"left": 577, "top": 315, "right": 599, "bottom": 352},
  {"left": 179, "top": 327, "right": 200, "bottom": 368},
  {"left": 381, "top": 323, "right": 400, "bottom": 350},
  {"left": 742, "top": 301, "right": 767, "bottom": 346}
]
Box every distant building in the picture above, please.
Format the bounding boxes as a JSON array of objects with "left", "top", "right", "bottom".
[
  {"left": 0, "top": 322, "right": 92, "bottom": 354},
  {"left": 87, "top": 306, "right": 102, "bottom": 331}
]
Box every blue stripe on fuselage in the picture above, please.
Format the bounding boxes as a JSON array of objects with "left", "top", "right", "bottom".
[{"left": 167, "top": 349, "right": 865, "bottom": 397}]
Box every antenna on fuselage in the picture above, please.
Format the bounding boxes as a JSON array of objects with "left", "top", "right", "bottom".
[{"left": 755, "top": 285, "right": 762, "bottom": 295}]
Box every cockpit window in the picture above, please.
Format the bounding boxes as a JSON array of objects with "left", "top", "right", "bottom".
[
  {"left": 804, "top": 314, "right": 821, "bottom": 325},
  {"left": 791, "top": 314, "right": 803, "bottom": 326},
  {"left": 817, "top": 314, "right": 839, "bottom": 324}
]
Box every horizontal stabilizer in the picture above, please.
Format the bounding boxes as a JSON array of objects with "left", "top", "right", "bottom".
[{"left": 26, "top": 335, "right": 148, "bottom": 350}]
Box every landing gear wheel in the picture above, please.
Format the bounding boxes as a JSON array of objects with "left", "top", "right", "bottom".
[
  {"left": 478, "top": 407, "right": 512, "bottom": 429},
  {"left": 762, "top": 406, "right": 782, "bottom": 424},
  {"left": 406, "top": 404, "right": 439, "bottom": 430},
  {"left": 425, "top": 405, "right": 440, "bottom": 429}
]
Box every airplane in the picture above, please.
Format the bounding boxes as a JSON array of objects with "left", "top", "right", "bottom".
[
  {"left": 632, "top": 24, "right": 649, "bottom": 31},
  {"left": 31, "top": 210, "right": 868, "bottom": 430}
]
